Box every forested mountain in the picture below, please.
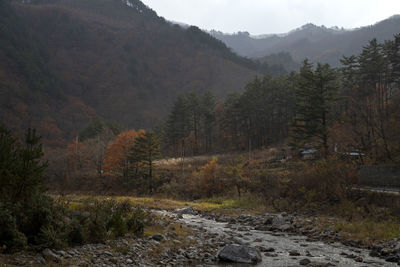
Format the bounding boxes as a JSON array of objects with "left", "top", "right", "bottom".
[
  {"left": 211, "top": 15, "right": 400, "bottom": 67},
  {"left": 0, "top": 0, "right": 280, "bottom": 146}
]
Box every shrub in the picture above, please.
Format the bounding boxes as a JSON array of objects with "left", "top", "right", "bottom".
[
  {"left": 186, "top": 157, "right": 225, "bottom": 199},
  {"left": 21, "top": 193, "right": 66, "bottom": 247},
  {"left": 107, "top": 212, "right": 128, "bottom": 237},
  {"left": 67, "top": 218, "right": 86, "bottom": 245},
  {"left": 0, "top": 203, "right": 27, "bottom": 252},
  {"left": 36, "top": 225, "right": 67, "bottom": 249},
  {"left": 284, "top": 159, "right": 356, "bottom": 205},
  {"left": 78, "top": 199, "right": 146, "bottom": 242},
  {"left": 0, "top": 195, "right": 69, "bottom": 251},
  {"left": 127, "top": 208, "right": 145, "bottom": 236}
]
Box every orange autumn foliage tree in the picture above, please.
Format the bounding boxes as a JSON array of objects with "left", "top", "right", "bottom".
[{"left": 103, "top": 129, "right": 145, "bottom": 177}]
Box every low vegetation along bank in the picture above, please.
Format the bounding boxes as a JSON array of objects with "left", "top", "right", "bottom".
[{"left": 65, "top": 194, "right": 400, "bottom": 246}]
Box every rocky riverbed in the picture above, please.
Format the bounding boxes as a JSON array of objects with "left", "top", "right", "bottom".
[
  {"left": 170, "top": 208, "right": 399, "bottom": 266},
  {"left": 1, "top": 207, "right": 399, "bottom": 266}
]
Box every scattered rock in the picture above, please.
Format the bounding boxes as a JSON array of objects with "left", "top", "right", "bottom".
[
  {"left": 305, "top": 251, "right": 313, "bottom": 257},
  {"left": 176, "top": 206, "right": 197, "bottom": 215},
  {"left": 299, "top": 258, "right": 311, "bottom": 265},
  {"left": 264, "top": 217, "right": 273, "bottom": 225},
  {"left": 102, "top": 251, "right": 113, "bottom": 257},
  {"left": 217, "top": 244, "right": 262, "bottom": 264},
  {"left": 56, "top": 250, "right": 68, "bottom": 257},
  {"left": 289, "top": 250, "right": 301, "bottom": 256},
  {"left": 42, "top": 248, "right": 61, "bottom": 262},
  {"left": 385, "top": 254, "right": 400, "bottom": 262},
  {"left": 256, "top": 246, "right": 275, "bottom": 252},
  {"left": 380, "top": 247, "right": 391, "bottom": 256},
  {"left": 264, "top": 252, "right": 278, "bottom": 257},
  {"left": 272, "top": 216, "right": 286, "bottom": 227},
  {"left": 369, "top": 250, "right": 380, "bottom": 257},
  {"left": 151, "top": 234, "right": 165, "bottom": 241},
  {"left": 37, "top": 256, "right": 46, "bottom": 264},
  {"left": 308, "top": 262, "right": 335, "bottom": 267}
]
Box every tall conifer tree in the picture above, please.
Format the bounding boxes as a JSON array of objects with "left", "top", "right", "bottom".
[
  {"left": 291, "top": 60, "right": 338, "bottom": 157},
  {"left": 129, "top": 131, "right": 161, "bottom": 194}
]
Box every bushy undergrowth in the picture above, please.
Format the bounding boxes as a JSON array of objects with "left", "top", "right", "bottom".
[
  {"left": 282, "top": 159, "right": 357, "bottom": 204},
  {"left": 0, "top": 197, "right": 146, "bottom": 252},
  {"left": 0, "top": 203, "right": 27, "bottom": 251},
  {"left": 64, "top": 198, "right": 145, "bottom": 245},
  {"left": 0, "top": 126, "right": 145, "bottom": 252},
  {"left": 158, "top": 156, "right": 357, "bottom": 204},
  {"left": 155, "top": 155, "right": 395, "bottom": 219}
]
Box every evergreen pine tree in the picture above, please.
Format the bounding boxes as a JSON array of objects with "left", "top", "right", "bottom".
[
  {"left": 200, "top": 91, "right": 216, "bottom": 152},
  {"left": 187, "top": 91, "right": 201, "bottom": 155},
  {"left": 165, "top": 94, "right": 190, "bottom": 155},
  {"left": 290, "top": 60, "right": 338, "bottom": 157},
  {"left": 129, "top": 131, "right": 161, "bottom": 194},
  {"left": 0, "top": 126, "right": 47, "bottom": 203},
  {"left": 392, "top": 34, "right": 400, "bottom": 86}
]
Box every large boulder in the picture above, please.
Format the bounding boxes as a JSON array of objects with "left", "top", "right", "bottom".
[
  {"left": 175, "top": 206, "right": 197, "bottom": 215},
  {"left": 270, "top": 215, "right": 292, "bottom": 231},
  {"left": 218, "top": 244, "right": 262, "bottom": 264}
]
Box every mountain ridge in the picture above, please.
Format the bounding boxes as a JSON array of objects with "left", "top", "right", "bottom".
[{"left": 210, "top": 15, "right": 400, "bottom": 66}]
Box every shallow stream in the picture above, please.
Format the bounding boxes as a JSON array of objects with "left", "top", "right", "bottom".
[{"left": 160, "top": 211, "right": 396, "bottom": 266}]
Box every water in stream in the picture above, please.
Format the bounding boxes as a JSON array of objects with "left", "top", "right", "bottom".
[{"left": 167, "top": 212, "right": 396, "bottom": 266}]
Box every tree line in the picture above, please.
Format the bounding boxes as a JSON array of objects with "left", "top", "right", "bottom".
[
  {"left": 163, "top": 35, "right": 400, "bottom": 163},
  {"left": 162, "top": 75, "right": 296, "bottom": 156}
]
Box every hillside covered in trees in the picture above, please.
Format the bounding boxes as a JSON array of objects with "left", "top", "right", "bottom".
[{"left": 0, "top": 0, "right": 287, "bottom": 147}]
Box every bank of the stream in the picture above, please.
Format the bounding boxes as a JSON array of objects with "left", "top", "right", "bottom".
[
  {"left": 1, "top": 196, "right": 400, "bottom": 266},
  {"left": 65, "top": 195, "right": 400, "bottom": 245}
]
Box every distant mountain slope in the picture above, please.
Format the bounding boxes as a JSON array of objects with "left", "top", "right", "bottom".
[
  {"left": 0, "top": 0, "right": 272, "bottom": 146},
  {"left": 258, "top": 52, "right": 300, "bottom": 72},
  {"left": 211, "top": 15, "right": 400, "bottom": 66}
]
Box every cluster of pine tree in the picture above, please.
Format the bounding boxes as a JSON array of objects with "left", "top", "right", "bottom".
[
  {"left": 164, "top": 91, "right": 216, "bottom": 156},
  {"left": 163, "top": 75, "right": 296, "bottom": 155},
  {"left": 337, "top": 35, "right": 400, "bottom": 162},
  {"left": 164, "top": 35, "right": 400, "bottom": 163},
  {"left": 290, "top": 61, "right": 338, "bottom": 157}
]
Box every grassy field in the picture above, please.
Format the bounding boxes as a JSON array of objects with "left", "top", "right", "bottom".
[{"left": 60, "top": 194, "right": 268, "bottom": 215}]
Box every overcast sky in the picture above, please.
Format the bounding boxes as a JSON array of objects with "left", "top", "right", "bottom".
[{"left": 140, "top": 0, "right": 400, "bottom": 35}]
